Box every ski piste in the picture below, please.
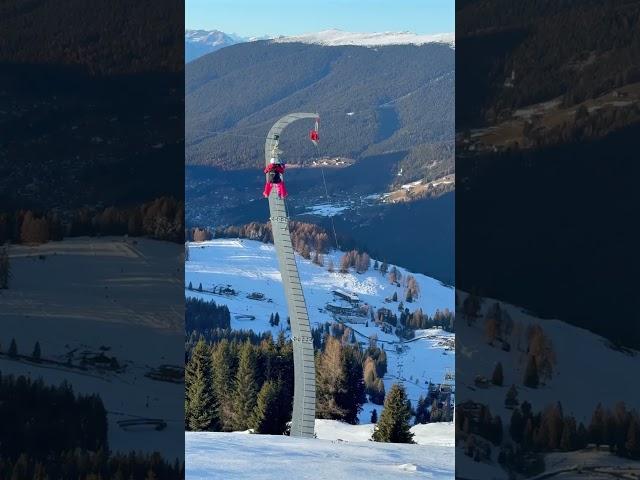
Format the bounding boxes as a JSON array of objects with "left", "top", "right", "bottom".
[{"left": 264, "top": 113, "right": 319, "bottom": 438}]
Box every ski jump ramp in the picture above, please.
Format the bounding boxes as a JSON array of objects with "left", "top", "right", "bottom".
[{"left": 265, "top": 113, "right": 317, "bottom": 438}]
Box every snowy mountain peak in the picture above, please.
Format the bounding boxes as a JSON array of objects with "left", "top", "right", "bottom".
[
  {"left": 185, "top": 29, "right": 246, "bottom": 62},
  {"left": 271, "top": 29, "right": 455, "bottom": 48},
  {"left": 185, "top": 29, "right": 244, "bottom": 45}
]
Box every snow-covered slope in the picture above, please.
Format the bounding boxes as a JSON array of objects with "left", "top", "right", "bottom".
[
  {"left": 0, "top": 238, "right": 184, "bottom": 459},
  {"left": 456, "top": 291, "right": 640, "bottom": 478},
  {"left": 185, "top": 239, "right": 455, "bottom": 423},
  {"left": 457, "top": 293, "right": 640, "bottom": 424},
  {"left": 272, "top": 29, "right": 454, "bottom": 48},
  {"left": 186, "top": 425, "right": 454, "bottom": 479}
]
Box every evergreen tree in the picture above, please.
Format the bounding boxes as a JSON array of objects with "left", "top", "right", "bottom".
[
  {"left": 198, "top": 282, "right": 203, "bottom": 292},
  {"left": 379, "top": 261, "right": 388, "bottom": 275},
  {"left": 505, "top": 384, "right": 519, "bottom": 408},
  {"left": 211, "top": 340, "right": 233, "bottom": 430},
  {"left": 185, "top": 338, "right": 217, "bottom": 431},
  {"left": 0, "top": 248, "right": 10, "bottom": 289},
  {"left": 625, "top": 418, "right": 640, "bottom": 459},
  {"left": 188, "top": 281, "right": 193, "bottom": 290},
  {"left": 492, "top": 362, "right": 504, "bottom": 386},
  {"left": 32, "top": 341, "right": 41, "bottom": 362},
  {"left": 8, "top": 338, "right": 17, "bottom": 358},
  {"left": 523, "top": 355, "right": 539, "bottom": 388},
  {"left": 392, "top": 291, "right": 398, "bottom": 302},
  {"left": 231, "top": 341, "right": 258, "bottom": 431},
  {"left": 560, "top": 417, "right": 578, "bottom": 451},
  {"left": 414, "top": 395, "right": 430, "bottom": 425},
  {"left": 371, "top": 409, "right": 378, "bottom": 424},
  {"left": 251, "top": 380, "right": 284, "bottom": 434},
  {"left": 274, "top": 312, "right": 280, "bottom": 327},
  {"left": 372, "top": 383, "right": 415, "bottom": 443}
]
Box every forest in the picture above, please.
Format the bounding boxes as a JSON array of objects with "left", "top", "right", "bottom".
[
  {"left": 0, "top": 372, "right": 183, "bottom": 479},
  {"left": 0, "top": 196, "right": 184, "bottom": 245}
]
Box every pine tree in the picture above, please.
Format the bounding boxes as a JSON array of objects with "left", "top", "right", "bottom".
[
  {"left": 185, "top": 338, "right": 217, "bottom": 431},
  {"left": 505, "top": 384, "right": 519, "bottom": 408},
  {"left": 491, "top": 362, "right": 504, "bottom": 386},
  {"left": 372, "top": 383, "right": 414, "bottom": 443},
  {"left": 251, "top": 380, "right": 283, "bottom": 434},
  {"left": 379, "top": 261, "right": 388, "bottom": 276},
  {"left": 211, "top": 340, "right": 233, "bottom": 430},
  {"left": 274, "top": 312, "right": 280, "bottom": 327},
  {"left": 0, "top": 248, "right": 10, "bottom": 289},
  {"left": 523, "top": 355, "right": 539, "bottom": 388},
  {"left": 625, "top": 418, "right": 640, "bottom": 458},
  {"left": 197, "top": 282, "right": 203, "bottom": 292},
  {"left": 8, "top": 338, "right": 17, "bottom": 358},
  {"left": 231, "top": 341, "right": 258, "bottom": 431},
  {"left": 371, "top": 409, "right": 378, "bottom": 423},
  {"left": 392, "top": 291, "right": 398, "bottom": 302},
  {"left": 188, "top": 281, "right": 193, "bottom": 290},
  {"left": 32, "top": 341, "right": 41, "bottom": 362}
]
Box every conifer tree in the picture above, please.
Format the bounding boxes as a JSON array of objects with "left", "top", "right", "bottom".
[
  {"left": 197, "top": 282, "right": 203, "bottom": 292},
  {"left": 32, "top": 341, "right": 41, "bottom": 362},
  {"left": 0, "top": 248, "right": 10, "bottom": 289},
  {"left": 231, "top": 341, "right": 258, "bottom": 431},
  {"left": 625, "top": 418, "right": 640, "bottom": 458},
  {"left": 379, "top": 261, "right": 388, "bottom": 275},
  {"left": 371, "top": 409, "right": 378, "bottom": 423},
  {"left": 372, "top": 383, "right": 414, "bottom": 443},
  {"left": 523, "top": 355, "right": 539, "bottom": 388},
  {"left": 188, "top": 281, "right": 193, "bottom": 290},
  {"left": 185, "top": 338, "right": 217, "bottom": 431},
  {"left": 211, "top": 339, "right": 233, "bottom": 430},
  {"left": 492, "top": 362, "right": 504, "bottom": 386},
  {"left": 505, "top": 384, "right": 519, "bottom": 408},
  {"left": 251, "top": 380, "right": 283, "bottom": 434},
  {"left": 8, "top": 338, "right": 17, "bottom": 358}
]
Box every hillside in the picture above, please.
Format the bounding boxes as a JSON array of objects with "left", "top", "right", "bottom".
[
  {"left": 456, "top": 291, "right": 640, "bottom": 478},
  {"left": 185, "top": 39, "right": 454, "bottom": 186},
  {"left": 0, "top": 238, "right": 184, "bottom": 459},
  {"left": 185, "top": 238, "right": 455, "bottom": 423}
]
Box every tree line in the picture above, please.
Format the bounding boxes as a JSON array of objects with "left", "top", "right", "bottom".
[
  {"left": 0, "top": 196, "right": 184, "bottom": 245},
  {"left": 188, "top": 221, "right": 333, "bottom": 259},
  {"left": 185, "top": 297, "right": 231, "bottom": 333}
]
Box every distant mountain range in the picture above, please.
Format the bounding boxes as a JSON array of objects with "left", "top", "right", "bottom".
[
  {"left": 185, "top": 29, "right": 455, "bottom": 63},
  {"left": 185, "top": 30, "right": 246, "bottom": 62},
  {"left": 185, "top": 32, "right": 454, "bottom": 186}
]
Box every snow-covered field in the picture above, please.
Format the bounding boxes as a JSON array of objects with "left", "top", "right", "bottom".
[
  {"left": 0, "top": 238, "right": 184, "bottom": 460},
  {"left": 186, "top": 239, "right": 455, "bottom": 419},
  {"left": 186, "top": 420, "right": 454, "bottom": 479}
]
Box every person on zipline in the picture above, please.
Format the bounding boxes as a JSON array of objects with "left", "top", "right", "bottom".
[{"left": 263, "top": 158, "right": 288, "bottom": 198}]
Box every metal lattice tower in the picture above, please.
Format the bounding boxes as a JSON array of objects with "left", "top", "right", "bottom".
[{"left": 265, "top": 113, "right": 318, "bottom": 438}]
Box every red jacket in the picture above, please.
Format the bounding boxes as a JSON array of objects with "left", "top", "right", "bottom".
[{"left": 264, "top": 164, "right": 285, "bottom": 174}]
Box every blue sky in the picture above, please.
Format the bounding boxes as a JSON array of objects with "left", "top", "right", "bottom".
[{"left": 186, "top": 0, "right": 454, "bottom": 38}]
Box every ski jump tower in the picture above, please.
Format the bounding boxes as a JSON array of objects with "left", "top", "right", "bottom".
[{"left": 265, "top": 113, "right": 318, "bottom": 438}]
